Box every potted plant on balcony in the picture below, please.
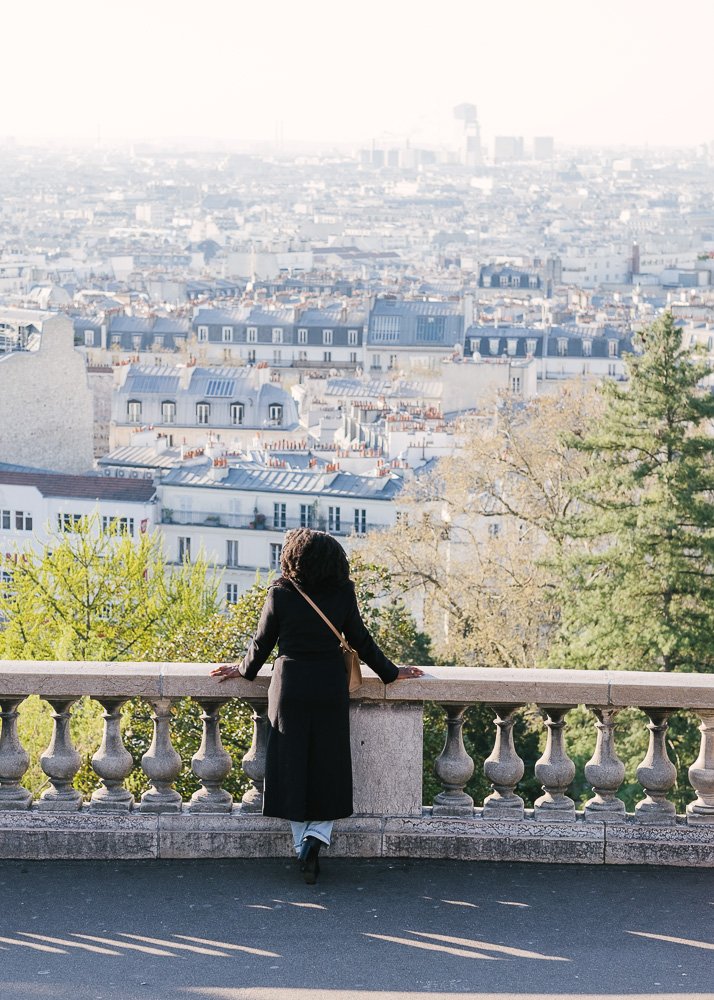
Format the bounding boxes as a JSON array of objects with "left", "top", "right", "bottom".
[{"left": 249, "top": 508, "right": 266, "bottom": 529}]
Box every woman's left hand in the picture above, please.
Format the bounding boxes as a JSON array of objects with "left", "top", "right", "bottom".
[
  {"left": 395, "top": 666, "right": 425, "bottom": 680},
  {"left": 211, "top": 663, "right": 242, "bottom": 682}
]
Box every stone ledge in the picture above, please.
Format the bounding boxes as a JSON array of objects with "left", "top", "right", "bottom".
[{"left": 1, "top": 808, "right": 712, "bottom": 865}]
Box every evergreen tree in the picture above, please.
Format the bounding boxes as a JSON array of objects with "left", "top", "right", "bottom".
[{"left": 553, "top": 312, "right": 714, "bottom": 671}]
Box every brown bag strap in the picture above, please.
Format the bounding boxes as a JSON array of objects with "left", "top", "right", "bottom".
[{"left": 291, "top": 581, "right": 354, "bottom": 653}]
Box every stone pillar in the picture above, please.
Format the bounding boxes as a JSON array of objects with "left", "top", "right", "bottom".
[
  {"left": 583, "top": 708, "right": 626, "bottom": 823},
  {"left": 90, "top": 699, "right": 134, "bottom": 812},
  {"left": 482, "top": 705, "right": 524, "bottom": 820},
  {"left": 635, "top": 708, "right": 677, "bottom": 825},
  {"left": 534, "top": 706, "right": 576, "bottom": 822},
  {"left": 140, "top": 699, "right": 183, "bottom": 813},
  {"left": 433, "top": 704, "right": 474, "bottom": 817},
  {"left": 37, "top": 699, "right": 83, "bottom": 811},
  {"left": 0, "top": 698, "right": 32, "bottom": 810},
  {"left": 686, "top": 710, "right": 714, "bottom": 825},
  {"left": 189, "top": 700, "right": 233, "bottom": 813},
  {"left": 240, "top": 699, "right": 268, "bottom": 814}
]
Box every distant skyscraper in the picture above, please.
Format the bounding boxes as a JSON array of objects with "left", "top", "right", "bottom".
[
  {"left": 453, "top": 103, "right": 483, "bottom": 167},
  {"left": 494, "top": 136, "right": 524, "bottom": 163},
  {"left": 533, "top": 136, "right": 555, "bottom": 160}
]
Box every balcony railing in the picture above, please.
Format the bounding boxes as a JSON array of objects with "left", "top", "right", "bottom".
[
  {"left": 0, "top": 665, "right": 713, "bottom": 862},
  {"left": 161, "top": 510, "right": 384, "bottom": 536}
]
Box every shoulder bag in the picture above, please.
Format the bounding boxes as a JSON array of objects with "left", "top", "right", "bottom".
[{"left": 291, "top": 582, "right": 363, "bottom": 693}]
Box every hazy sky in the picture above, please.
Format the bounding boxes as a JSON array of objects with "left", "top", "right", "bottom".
[{"left": 4, "top": 0, "right": 712, "bottom": 148}]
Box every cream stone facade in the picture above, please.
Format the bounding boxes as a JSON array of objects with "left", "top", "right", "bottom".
[{"left": 0, "top": 315, "right": 94, "bottom": 474}]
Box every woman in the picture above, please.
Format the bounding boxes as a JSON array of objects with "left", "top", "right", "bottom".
[{"left": 212, "top": 528, "right": 423, "bottom": 883}]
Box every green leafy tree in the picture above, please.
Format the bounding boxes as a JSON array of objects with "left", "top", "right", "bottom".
[
  {"left": 0, "top": 513, "right": 219, "bottom": 661},
  {"left": 552, "top": 312, "right": 714, "bottom": 672}
]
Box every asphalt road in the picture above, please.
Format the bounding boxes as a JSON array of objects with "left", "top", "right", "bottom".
[{"left": 0, "top": 857, "right": 712, "bottom": 1000}]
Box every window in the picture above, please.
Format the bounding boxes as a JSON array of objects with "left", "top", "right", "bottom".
[
  {"left": 507, "top": 339, "right": 517, "bottom": 356},
  {"left": 297, "top": 328, "right": 308, "bottom": 344},
  {"left": 370, "top": 353, "right": 382, "bottom": 369},
  {"left": 608, "top": 340, "right": 618, "bottom": 358},
  {"left": 349, "top": 352, "right": 357, "bottom": 364},
  {"left": 500, "top": 275, "right": 509, "bottom": 287},
  {"left": 328, "top": 506, "right": 341, "bottom": 532},
  {"left": 247, "top": 327, "right": 257, "bottom": 343},
  {"left": 273, "top": 503, "right": 286, "bottom": 529},
  {"left": 270, "top": 543, "right": 282, "bottom": 570},
  {"left": 161, "top": 400, "right": 176, "bottom": 424},
  {"left": 388, "top": 354, "right": 398, "bottom": 370},
  {"left": 196, "top": 402, "right": 210, "bottom": 425},
  {"left": 226, "top": 540, "right": 239, "bottom": 568},
  {"left": 127, "top": 400, "right": 142, "bottom": 422},
  {"left": 372, "top": 315, "right": 400, "bottom": 337},
  {"left": 488, "top": 522, "right": 501, "bottom": 538},
  {"left": 557, "top": 338, "right": 568, "bottom": 357},
  {"left": 526, "top": 338, "right": 537, "bottom": 355},
  {"left": 348, "top": 329, "right": 358, "bottom": 346},
  {"left": 489, "top": 338, "right": 499, "bottom": 356},
  {"left": 222, "top": 326, "right": 233, "bottom": 343},
  {"left": 415, "top": 316, "right": 446, "bottom": 343},
  {"left": 272, "top": 327, "right": 283, "bottom": 344},
  {"left": 132, "top": 336, "right": 142, "bottom": 351},
  {"left": 1, "top": 509, "right": 10, "bottom": 530},
  {"left": 511, "top": 275, "right": 521, "bottom": 287},
  {"left": 273, "top": 349, "right": 282, "bottom": 364},
  {"left": 354, "top": 508, "right": 367, "bottom": 534},
  {"left": 111, "top": 334, "right": 122, "bottom": 347},
  {"left": 226, "top": 583, "right": 240, "bottom": 605},
  {"left": 197, "top": 326, "right": 208, "bottom": 342},
  {"left": 300, "top": 504, "right": 315, "bottom": 528},
  {"left": 582, "top": 339, "right": 592, "bottom": 357},
  {"left": 247, "top": 349, "right": 256, "bottom": 363},
  {"left": 230, "top": 402, "right": 244, "bottom": 426},
  {"left": 511, "top": 376, "right": 522, "bottom": 394},
  {"left": 84, "top": 329, "right": 94, "bottom": 347},
  {"left": 15, "top": 511, "right": 32, "bottom": 531},
  {"left": 323, "top": 329, "right": 333, "bottom": 345},
  {"left": 608, "top": 363, "right": 617, "bottom": 377},
  {"left": 297, "top": 350, "right": 308, "bottom": 362},
  {"left": 529, "top": 275, "right": 538, "bottom": 288},
  {"left": 102, "top": 516, "right": 134, "bottom": 536},
  {"left": 0, "top": 567, "right": 11, "bottom": 600},
  {"left": 178, "top": 536, "right": 191, "bottom": 562},
  {"left": 323, "top": 351, "right": 332, "bottom": 363},
  {"left": 58, "top": 513, "right": 83, "bottom": 532},
  {"left": 268, "top": 403, "right": 283, "bottom": 425}
]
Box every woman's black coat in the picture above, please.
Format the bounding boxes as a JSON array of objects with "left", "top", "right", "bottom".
[{"left": 237, "top": 576, "right": 399, "bottom": 821}]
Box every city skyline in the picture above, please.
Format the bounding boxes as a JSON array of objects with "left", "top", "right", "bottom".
[{"left": 3, "top": 0, "right": 713, "bottom": 150}]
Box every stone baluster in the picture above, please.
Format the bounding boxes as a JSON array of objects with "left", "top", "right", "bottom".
[
  {"left": 240, "top": 699, "right": 268, "bottom": 813},
  {"left": 37, "top": 699, "right": 82, "bottom": 811},
  {"left": 90, "top": 699, "right": 134, "bottom": 811},
  {"left": 482, "top": 705, "right": 524, "bottom": 820},
  {"left": 189, "top": 700, "right": 233, "bottom": 813},
  {"left": 534, "top": 706, "right": 576, "bottom": 822},
  {"left": 634, "top": 708, "right": 677, "bottom": 825},
  {"left": 0, "top": 699, "right": 32, "bottom": 810},
  {"left": 433, "top": 704, "right": 474, "bottom": 816},
  {"left": 140, "top": 699, "right": 183, "bottom": 813},
  {"left": 583, "top": 708, "right": 626, "bottom": 822},
  {"left": 686, "top": 710, "right": 714, "bottom": 825}
]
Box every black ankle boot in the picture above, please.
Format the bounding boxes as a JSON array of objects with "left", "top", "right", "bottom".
[{"left": 298, "top": 836, "right": 322, "bottom": 884}]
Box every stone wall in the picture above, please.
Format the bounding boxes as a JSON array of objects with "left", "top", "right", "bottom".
[{"left": 0, "top": 315, "right": 94, "bottom": 473}]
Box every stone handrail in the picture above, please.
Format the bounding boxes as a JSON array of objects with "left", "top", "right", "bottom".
[{"left": 1, "top": 662, "right": 713, "bottom": 864}]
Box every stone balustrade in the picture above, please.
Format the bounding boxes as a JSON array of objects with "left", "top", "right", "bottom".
[{"left": 1, "top": 662, "right": 713, "bottom": 865}]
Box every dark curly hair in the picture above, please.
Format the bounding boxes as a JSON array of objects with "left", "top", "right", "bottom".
[{"left": 280, "top": 528, "right": 350, "bottom": 588}]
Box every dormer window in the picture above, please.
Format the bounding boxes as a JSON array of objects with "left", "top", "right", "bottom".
[
  {"left": 161, "top": 400, "right": 176, "bottom": 424},
  {"left": 222, "top": 326, "right": 233, "bottom": 342},
  {"left": 348, "top": 329, "right": 358, "bottom": 345},
  {"left": 247, "top": 327, "right": 257, "bottom": 343},
  {"left": 127, "top": 400, "right": 142, "bottom": 423},
  {"left": 196, "top": 402, "right": 210, "bottom": 425},
  {"left": 557, "top": 338, "right": 568, "bottom": 356},
  {"left": 297, "top": 328, "right": 308, "bottom": 344},
  {"left": 272, "top": 327, "right": 283, "bottom": 344},
  {"left": 583, "top": 339, "right": 592, "bottom": 357},
  {"left": 489, "top": 338, "right": 499, "bottom": 355},
  {"left": 231, "top": 403, "right": 244, "bottom": 426},
  {"left": 506, "top": 339, "right": 517, "bottom": 356},
  {"left": 608, "top": 340, "right": 618, "bottom": 357},
  {"left": 268, "top": 403, "right": 283, "bottom": 426},
  {"left": 526, "top": 338, "right": 537, "bottom": 355},
  {"left": 323, "top": 329, "right": 333, "bottom": 345},
  {"left": 197, "top": 326, "right": 208, "bottom": 342}
]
